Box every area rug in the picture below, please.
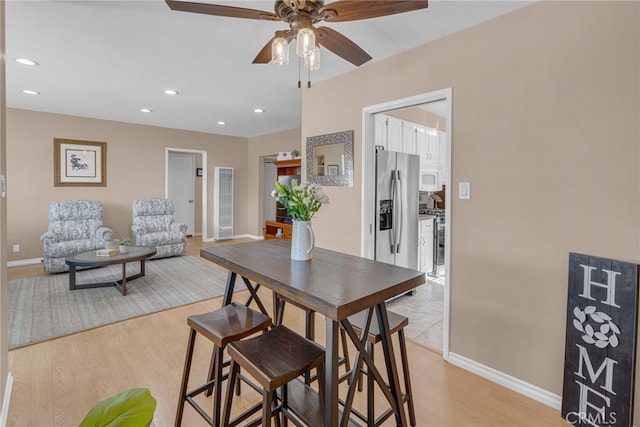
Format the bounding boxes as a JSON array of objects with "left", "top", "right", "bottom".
[{"left": 8, "top": 256, "right": 230, "bottom": 349}]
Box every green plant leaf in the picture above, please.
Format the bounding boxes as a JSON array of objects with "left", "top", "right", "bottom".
[{"left": 79, "top": 388, "right": 156, "bottom": 427}]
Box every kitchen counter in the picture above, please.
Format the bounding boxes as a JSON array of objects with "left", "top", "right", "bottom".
[{"left": 419, "top": 214, "right": 437, "bottom": 221}]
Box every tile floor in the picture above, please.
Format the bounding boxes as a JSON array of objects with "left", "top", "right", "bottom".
[{"left": 386, "top": 274, "right": 444, "bottom": 352}]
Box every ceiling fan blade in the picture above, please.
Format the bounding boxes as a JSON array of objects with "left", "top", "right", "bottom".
[
  {"left": 253, "top": 31, "right": 294, "bottom": 64},
  {"left": 253, "top": 38, "right": 275, "bottom": 64},
  {"left": 315, "top": 26, "right": 372, "bottom": 66},
  {"left": 165, "top": 0, "right": 280, "bottom": 20},
  {"left": 319, "top": 0, "right": 428, "bottom": 22}
]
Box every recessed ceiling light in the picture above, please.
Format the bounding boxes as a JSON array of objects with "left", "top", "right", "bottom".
[
  {"left": 163, "top": 89, "right": 179, "bottom": 95},
  {"left": 16, "top": 58, "right": 38, "bottom": 66},
  {"left": 217, "top": 121, "right": 226, "bottom": 125},
  {"left": 21, "top": 89, "right": 39, "bottom": 95},
  {"left": 253, "top": 108, "right": 265, "bottom": 113},
  {"left": 140, "top": 108, "right": 153, "bottom": 113}
]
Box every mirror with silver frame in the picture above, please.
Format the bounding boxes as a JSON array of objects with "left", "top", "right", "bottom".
[{"left": 306, "top": 130, "right": 353, "bottom": 187}]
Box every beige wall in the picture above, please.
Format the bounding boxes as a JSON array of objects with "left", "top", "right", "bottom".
[
  {"left": 6, "top": 108, "right": 249, "bottom": 261},
  {"left": 302, "top": 0, "right": 640, "bottom": 417},
  {"left": 247, "top": 128, "right": 301, "bottom": 236},
  {"left": 5, "top": 109, "right": 300, "bottom": 260}
]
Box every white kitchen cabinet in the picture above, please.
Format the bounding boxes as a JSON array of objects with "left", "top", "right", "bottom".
[
  {"left": 418, "top": 218, "right": 434, "bottom": 273},
  {"left": 373, "top": 114, "right": 387, "bottom": 148},
  {"left": 402, "top": 122, "right": 417, "bottom": 155},
  {"left": 386, "top": 115, "right": 403, "bottom": 152},
  {"left": 375, "top": 116, "right": 447, "bottom": 187},
  {"left": 416, "top": 125, "right": 441, "bottom": 168},
  {"left": 374, "top": 114, "right": 404, "bottom": 152}
]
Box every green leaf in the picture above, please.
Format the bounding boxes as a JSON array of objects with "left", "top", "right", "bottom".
[{"left": 79, "top": 388, "right": 157, "bottom": 427}]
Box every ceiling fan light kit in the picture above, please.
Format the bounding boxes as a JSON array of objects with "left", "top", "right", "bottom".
[{"left": 165, "top": 0, "right": 429, "bottom": 82}]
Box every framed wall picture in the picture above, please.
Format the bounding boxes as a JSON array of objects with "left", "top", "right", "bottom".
[
  {"left": 327, "top": 164, "right": 339, "bottom": 176},
  {"left": 54, "top": 138, "right": 106, "bottom": 187}
]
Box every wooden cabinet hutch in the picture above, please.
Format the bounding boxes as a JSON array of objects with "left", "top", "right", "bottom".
[{"left": 263, "top": 159, "right": 301, "bottom": 240}]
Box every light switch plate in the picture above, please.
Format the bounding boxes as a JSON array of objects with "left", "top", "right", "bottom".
[{"left": 459, "top": 182, "right": 471, "bottom": 199}]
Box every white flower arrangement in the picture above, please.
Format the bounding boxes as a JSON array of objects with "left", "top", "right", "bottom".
[{"left": 272, "top": 179, "right": 329, "bottom": 221}]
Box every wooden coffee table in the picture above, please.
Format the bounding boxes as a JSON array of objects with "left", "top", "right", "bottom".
[{"left": 65, "top": 246, "right": 157, "bottom": 296}]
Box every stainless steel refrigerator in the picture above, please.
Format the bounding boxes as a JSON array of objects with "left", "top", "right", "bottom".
[{"left": 375, "top": 149, "right": 419, "bottom": 270}]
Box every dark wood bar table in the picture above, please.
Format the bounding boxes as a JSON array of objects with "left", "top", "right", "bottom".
[{"left": 200, "top": 239, "right": 425, "bottom": 427}]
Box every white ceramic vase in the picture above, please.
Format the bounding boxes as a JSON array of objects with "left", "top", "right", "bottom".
[
  {"left": 119, "top": 244, "right": 129, "bottom": 254},
  {"left": 291, "top": 220, "right": 314, "bottom": 261}
]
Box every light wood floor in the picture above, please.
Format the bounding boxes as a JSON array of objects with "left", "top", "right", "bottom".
[{"left": 7, "top": 238, "right": 568, "bottom": 426}]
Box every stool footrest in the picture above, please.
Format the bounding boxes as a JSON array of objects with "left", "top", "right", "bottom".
[
  {"left": 226, "top": 401, "right": 263, "bottom": 427},
  {"left": 284, "top": 379, "right": 362, "bottom": 427},
  {"left": 185, "top": 396, "right": 214, "bottom": 425}
]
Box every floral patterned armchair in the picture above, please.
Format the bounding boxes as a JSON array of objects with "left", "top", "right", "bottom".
[
  {"left": 40, "top": 200, "right": 113, "bottom": 273},
  {"left": 131, "top": 198, "right": 187, "bottom": 259}
]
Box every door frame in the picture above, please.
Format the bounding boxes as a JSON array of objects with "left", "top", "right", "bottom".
[
  {"left": 361, "top": 87, "right": 453, "bottom": 359},
  {"left": 165, "top": 148, "right": 210, "bottom": 242}
]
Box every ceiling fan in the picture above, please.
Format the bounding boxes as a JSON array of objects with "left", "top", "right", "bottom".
[{"left": 165, "top": 0, "right": 429, "bottom": 67}]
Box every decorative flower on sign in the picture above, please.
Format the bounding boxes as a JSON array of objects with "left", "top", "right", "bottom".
[
  {"left": 572, "top": 306, "right": 620, "bottom": 348},
  {"left": 272, "top": 179, "right": 329, "bottom": 222}
]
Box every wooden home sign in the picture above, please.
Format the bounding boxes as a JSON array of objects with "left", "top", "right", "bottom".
[{"left": 562, "top": 253, "right": 638, "bottom": 426}]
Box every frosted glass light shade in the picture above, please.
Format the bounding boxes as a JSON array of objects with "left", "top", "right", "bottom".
[
  {"left": 271, "top": 37, "right": 289, "bottom": 65},
  {"left": 296, "top": 28, "right": 315, "bottom": 58}
]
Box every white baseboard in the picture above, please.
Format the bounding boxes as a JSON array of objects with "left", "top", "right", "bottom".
[
  {"left": 447, "top": 352, "right": 562, "bottom": 410},
  {"left": 0, "top": 373, "right": 13, "bottom": 427},
  {"left": 215, "top": 234, "right": 262, "bottom": 241},
  {"left": 7, "top": 258, "right": 41, "bottom": 268},
  {"left": 202, "top": 234, "right": 263, "bottom": 243},
  {"left": 9, "top": 235, "right": 264, "bottom": 265},
  {"left": 242, "top": 234, "right": 263, "bottom": 240}
]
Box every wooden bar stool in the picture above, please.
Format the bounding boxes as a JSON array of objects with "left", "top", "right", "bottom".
[
  {"left": 274, "top": 294, "right": 351, "bottom": 384},
  {"left": 174, "top": 302, "right": 272, "bottom": 427},
  {"left": 221, "top": 325, "right": 326, "bottom": 427},
  {"left": 347, "top": 309, "right": 416, "bottom": 426}
]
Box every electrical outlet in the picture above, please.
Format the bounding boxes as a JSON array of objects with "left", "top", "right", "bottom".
[{"left": 12, "top": 244, "right": 20, "bottom": 253}]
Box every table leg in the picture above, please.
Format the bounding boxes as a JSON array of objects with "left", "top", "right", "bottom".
[
  {"left": 120, "top": 263, "right": 127, "bottom": 296},
  {"left": 69, "top": 265, "right": 77, "bottom": 290},
  {"left": 375, "top": 304, "right": 408, "bottom": 426},
  {"left": 241, "top": 277, "right": 269, "bottom": 315},
  {"left": 68, "top": 259, "right": 148, "bottom": 296},
  {"left": 324, "top": 319, "right": 339, "bottom": 427},
  {"left": 222, "top": 272, "right": 237, "bottom": 305},
  {"left": 140, "top": 259, "right": 146, "bottom": 276}
]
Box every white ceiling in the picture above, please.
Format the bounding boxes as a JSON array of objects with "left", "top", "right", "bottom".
[{"left": 5, "top": 0, "right": 532, "bottom": 138}]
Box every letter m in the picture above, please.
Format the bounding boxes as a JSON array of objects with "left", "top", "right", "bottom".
[{"left": 575, "top": 344, "right": 617, "bottom": 394}]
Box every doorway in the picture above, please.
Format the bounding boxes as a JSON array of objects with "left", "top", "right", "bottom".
[
  {"left": 168, "top": 153, "right": 195, "bottom": 235},
  {"left": 165, "top": 148, "right": 210, "bottom": 242},
  {"left": 361, "top": 88, "right": 452, "bottom": 358}
]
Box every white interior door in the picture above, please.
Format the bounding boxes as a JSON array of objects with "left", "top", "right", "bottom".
[{"left": 168, "top": 153, "right": 195, "bottom": 236}]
